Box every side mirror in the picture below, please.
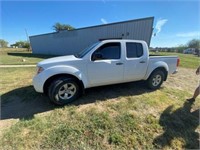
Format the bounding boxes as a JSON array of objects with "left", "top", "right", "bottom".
[{"left": 92, "top": 52, "right": 103, "bottom": 61}]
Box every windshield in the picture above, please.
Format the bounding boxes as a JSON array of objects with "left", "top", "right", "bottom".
[{"left": 75, "top": 42, "right": 100, "bottom": 58}]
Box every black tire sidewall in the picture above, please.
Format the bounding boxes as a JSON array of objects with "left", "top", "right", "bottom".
[
  {"left": 48, "top": 78, "right": 80, "bottom": 105},
  {"left": 147, "top": 70, "right": 164, "bottom": 90}
]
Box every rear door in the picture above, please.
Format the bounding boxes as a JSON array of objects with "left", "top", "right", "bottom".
[{"left": 124, "top": 42, "right": 148, "bottom": 81}]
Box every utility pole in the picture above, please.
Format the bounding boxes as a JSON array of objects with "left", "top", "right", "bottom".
[{"left": 24, "top": 28, "right": 31, "bottom": 51}]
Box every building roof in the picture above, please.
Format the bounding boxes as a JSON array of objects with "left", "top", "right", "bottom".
[{"left": 30, "top": 16, "right": 154, "bottom": 38}]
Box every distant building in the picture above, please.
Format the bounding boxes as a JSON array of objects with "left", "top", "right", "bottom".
[{"left": 30, "top": 17, "right": 154, "bottom": 55}]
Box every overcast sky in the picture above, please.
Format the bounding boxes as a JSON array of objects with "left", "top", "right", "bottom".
[{"left": 1, "top": 0, "right": 200, "bottom": 47}]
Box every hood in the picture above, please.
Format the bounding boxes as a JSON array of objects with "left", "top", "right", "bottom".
[{"left": 38, "top": 55, "right": 79, "bottom": 66}]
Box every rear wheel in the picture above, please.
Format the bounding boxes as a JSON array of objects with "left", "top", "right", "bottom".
[
  {"left": 48, "top": 77, "right": 80, "bottom": 105},
  {"left": 147, "top": 70, "right": 165, "bottom": 90}
]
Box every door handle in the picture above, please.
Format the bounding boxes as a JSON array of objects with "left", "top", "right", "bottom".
[
  {"left": 116, "top": 62, "right": 123, "bottom": 65},
  {"left": 140, "top": 61, "right": 146, "bottom": 63}
]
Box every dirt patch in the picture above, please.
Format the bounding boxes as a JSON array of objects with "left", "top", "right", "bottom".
[
  {"left": 0, "top": 119, "right": 18, "bottom": 138},
  {"left": 165, "top": 68, "right": 199, "bottom": 93}
]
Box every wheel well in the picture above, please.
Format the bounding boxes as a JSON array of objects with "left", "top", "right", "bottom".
[
  {"left": 43, "top": 74, "right": 84, "bottom": 95},
  {"left": 150, "top": 67, "right": 168, "bottom": 81}
]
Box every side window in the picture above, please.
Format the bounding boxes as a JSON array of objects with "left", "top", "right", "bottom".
[
  {"left": 126, "top": 42, "right": 143, "bottom": 58},
  {"left": 92, "top": 42, "right": 121, "bottom": 60}
]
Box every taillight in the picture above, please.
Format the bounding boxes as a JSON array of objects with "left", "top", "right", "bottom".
[{"left": 177, "top": 58, "right": 180, "bottom": 67}]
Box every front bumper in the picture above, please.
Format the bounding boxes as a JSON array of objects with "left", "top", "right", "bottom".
[{"left": 33, "top": 74, "right": 45, "bottom": 93}]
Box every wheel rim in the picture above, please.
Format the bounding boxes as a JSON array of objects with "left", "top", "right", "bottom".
[
  {"left": 152, "top": 74, "right": 162, "bottom": 86},
  {"left": 58, "top": 83, "right": 77, "bottom": 100}
]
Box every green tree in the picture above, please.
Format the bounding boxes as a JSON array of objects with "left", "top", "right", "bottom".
[
  {"left": 188, "top": 39, "right": 200, "bottom": 56},
  {"left": 176, "top": 44, "right": 188, "bottom": 53},
  {"left": 11, "top": 41, "right": 31, "bottom": 50},
  {"left": 53, "top": 22, "right": 75, "bottom": 32},
  {"left": 187, "top": 39, "right": 200, "bottom": 49},
  {"left": 23, "top": 41, "right": 30, "bottom": 49},
  {"left": 0, "top": 39, "right": 8, "bottom": 48}
]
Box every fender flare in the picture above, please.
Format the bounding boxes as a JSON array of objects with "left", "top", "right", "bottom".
[
  {"left": 42, "top": 65, "right": 88, "bottom": 89},
  {"left": 144, "top": 61, "right": 169, "bottom": 80}
]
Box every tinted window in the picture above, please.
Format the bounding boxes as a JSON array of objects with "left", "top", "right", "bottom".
[
  {"left": 92, "top": 42, "right": 120, "bottom": 60},
  {"left": 126, "top": 43, "right": 143, "bottom": 58}
]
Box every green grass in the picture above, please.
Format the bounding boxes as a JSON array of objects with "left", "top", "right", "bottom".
[
  {"left": 150, "top": 52, "right": 200, "bottom": 69},
  {"left": 1, "top": 48, "right": 199, "bottom": 68},
  {"left": 0, "top": 48, "right": 54, "bottom": 65},
  {"left": 0, "top": 67, "right": 35, "bottom": 95},
  {"left": 0, "top": 67, "right": 199, "bottom": 149},
  {"left": 1, "top": 88, "right": 199, "bottom": 149},
  {"left": 0, "top": 51, "right": 199, "bottom": 149}
]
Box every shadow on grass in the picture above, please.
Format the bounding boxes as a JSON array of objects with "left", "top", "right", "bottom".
[
  {"left": 1, "top": 81, "right": 152, "bottom": 120},
  {"left": 7, "top": 52, "right": 56, "bottom": 59},
  {"left": 72, "top": 81, "right": 153, "bottom": 106},
  {"left": 153, "top": 100, "right": 199, "bottom": 149},
  {"left": 1, "top": 86, "right": 56, "bottom": 120}
]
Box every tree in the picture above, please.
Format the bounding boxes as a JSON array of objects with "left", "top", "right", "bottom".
[
  {"left": 176, "top": 44, "right": 188, "bottom": 53},
  {"left": 187, "top": 39, "right": 200, "bottom": 56},
  {"left": 23, "top": 41, "right": 31, "bottom": 49},
  {"left": 53, "top": 22, "right": 75, "bottom": 32},
  {"left": 0, "top": 39, "right": 8, "bottom": 48},
  {"left": 187, "top": 39, "right": 200, "bottom": 49},
  {"left": 11, "top": 41, "right": 31, "bottom": 50}
]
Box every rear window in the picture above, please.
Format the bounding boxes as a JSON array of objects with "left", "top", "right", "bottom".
[{"left": 126, "top": 42, "right": 143, "bottom": 58}]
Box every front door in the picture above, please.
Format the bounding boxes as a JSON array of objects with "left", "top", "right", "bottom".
[{"left": 87, "top": 42, "right": 124, "bottom": 87}]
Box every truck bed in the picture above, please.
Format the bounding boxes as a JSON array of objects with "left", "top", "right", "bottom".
[{"left": 149, "top": 55, "right": 178, "bottom": 74}]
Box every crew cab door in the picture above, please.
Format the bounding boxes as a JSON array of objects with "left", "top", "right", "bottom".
[
  {"left": 87, "top": 42, "right": 124, "bottom": 86},
  {"left": 124, "top": 42, "right": 148, "bottom": 81}
]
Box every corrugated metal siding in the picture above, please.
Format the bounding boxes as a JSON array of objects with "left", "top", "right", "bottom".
[{"left": 30, "top": 17, "right": 154, "bottom": 55}]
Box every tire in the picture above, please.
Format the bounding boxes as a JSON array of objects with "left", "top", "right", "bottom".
[
  {"left": 147, "top": 70, "right": 165, "bottom": 90},
  {"left": 48, "top": 77, "right": 80, "bottom": 105}
]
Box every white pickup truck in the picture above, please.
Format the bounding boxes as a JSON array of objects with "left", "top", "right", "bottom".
[{"left": 33, "top": 39, "right": 179, "bottom": 105}]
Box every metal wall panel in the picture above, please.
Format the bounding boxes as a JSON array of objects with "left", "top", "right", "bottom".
[{"left": 30, "top": 17, "right": 154, "bottom": 55}]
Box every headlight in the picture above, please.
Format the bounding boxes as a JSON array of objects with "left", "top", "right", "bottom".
[{"left": 37, "top": 66, "right": 44, "bottom": 74}]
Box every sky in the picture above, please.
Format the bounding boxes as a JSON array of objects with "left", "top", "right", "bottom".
[{"left": 1, "top": 0, "right": 200, "bottom": 48}]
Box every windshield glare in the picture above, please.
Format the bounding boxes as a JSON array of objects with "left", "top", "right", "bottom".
[{"left": 76, "top": 42, "right": 100, "bottom": 58}]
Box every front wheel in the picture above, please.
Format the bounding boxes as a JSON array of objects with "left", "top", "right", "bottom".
[
  {"left": 147, "top": 70, "right": 165, "bottom": 90},
  {"left": 48, "top": 77, "right": 80, "bottom": 105}
]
